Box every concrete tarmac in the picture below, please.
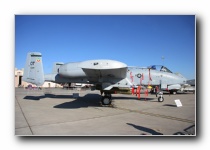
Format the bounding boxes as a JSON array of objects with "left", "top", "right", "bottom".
[{"left": 15, "top": 88, "right": 196, "bottom": 136}]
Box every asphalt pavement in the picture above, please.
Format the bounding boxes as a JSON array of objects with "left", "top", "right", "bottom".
[{"left": 15, "top": 87, "right": 196, "bottom": 136}]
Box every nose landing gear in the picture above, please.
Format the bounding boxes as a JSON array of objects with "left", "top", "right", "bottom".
[{"left": 157, "top": 91, "right": 164, "bottom": 102}]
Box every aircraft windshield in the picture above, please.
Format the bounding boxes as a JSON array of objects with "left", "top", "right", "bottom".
[{"left": 148, "top": 65, "right": 172, "bottom": 73}]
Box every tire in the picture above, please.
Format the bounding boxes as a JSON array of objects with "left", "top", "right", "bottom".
[
  {"left": 101, "top": 96, "right": 111, "bottom": 105},
  {"left": 158, "top": 96, "right": 164, "bottom": 102},
  {"left": 170, "top": 91, "right": 177, "bottom": 95}
]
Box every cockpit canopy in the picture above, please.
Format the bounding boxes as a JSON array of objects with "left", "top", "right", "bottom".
[{"left": 148, "top": 65, "right": 172, "bottom": 73}]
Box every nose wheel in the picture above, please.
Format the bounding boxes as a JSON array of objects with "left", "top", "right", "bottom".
[
  {"left": 158, "top": 95, "right": 164, "bottom": 102},
  {"left": 157, "top": 91, "right": 164, "bottom": 102}
]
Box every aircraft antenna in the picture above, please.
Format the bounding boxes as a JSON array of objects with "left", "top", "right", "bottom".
[{"left": 161, "top": 56, "right": 165, "bottom": 66}]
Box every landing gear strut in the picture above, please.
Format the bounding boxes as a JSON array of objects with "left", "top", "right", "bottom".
[{"left": 101, "top": 93, "right": 112, "bottom": 105}]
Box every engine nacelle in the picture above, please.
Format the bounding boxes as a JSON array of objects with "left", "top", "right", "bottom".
[{"left": 58, "top": 62, "right": 86, "bottom": 78}]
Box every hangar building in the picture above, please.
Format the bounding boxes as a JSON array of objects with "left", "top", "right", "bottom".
[{"left": 15, "top": 68, "right": 62, "bottom": 88}]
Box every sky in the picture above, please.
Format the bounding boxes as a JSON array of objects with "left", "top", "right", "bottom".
[{"left": 15, "top": 15, "right": 195, "bottom": 79}]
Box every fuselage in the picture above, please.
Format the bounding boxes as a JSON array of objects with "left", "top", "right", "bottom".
[
  {"left": 127, "top": 67, "right": 187, "bottom": 86},
  {"left": 44, "top": 60, "right": 187, "bottom": 92}
]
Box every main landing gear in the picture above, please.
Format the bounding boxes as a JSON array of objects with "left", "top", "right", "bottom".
[{"left": 101, "top": 93, "right": 112, "bottom": 106}]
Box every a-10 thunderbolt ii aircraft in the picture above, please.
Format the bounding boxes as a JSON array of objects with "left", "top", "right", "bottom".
[{"left": 23, "top": 52, "right": 187, "bottom": 105}]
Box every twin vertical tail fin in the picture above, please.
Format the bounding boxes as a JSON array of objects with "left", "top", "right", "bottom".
[
  {"left": 22, "top": 52, "right": 45, "bottom": 86},
  {"left": 52, "top": 62, "right": 64, "bottom": 74}
]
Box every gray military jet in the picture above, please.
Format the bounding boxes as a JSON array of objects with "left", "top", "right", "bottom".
[{"left": 23, "top": 52, "right": 187, "bottom": 105}]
